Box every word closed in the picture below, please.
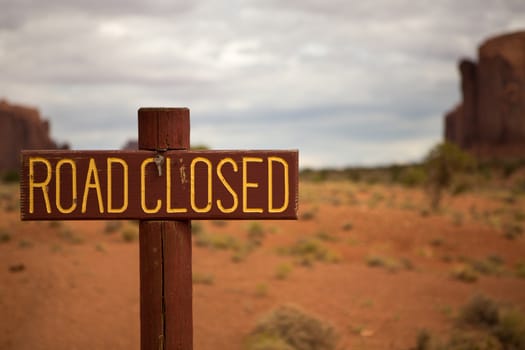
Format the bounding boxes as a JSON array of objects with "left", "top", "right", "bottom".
[{"left": 21, "top": 150, "right": 298, "bottom": 220}]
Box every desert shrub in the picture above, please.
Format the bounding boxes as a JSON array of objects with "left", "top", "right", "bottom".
[
  {"left": 231, "top": 245, "right": 253, "bottom": 263},
  {"left": 211, "top": 220, "right": 227, "bottom": 227},
  {"left": 366, "top": 255, "right": 387, "bottom": 268},
  {"left": 245, "top": 305, "right": 338, "bottom": 350},
  {"left": 492, "top": 308, "right": 525, "bottom": 349},
  {"left": 414, "top": 329, "right": 433, "bottom": 350},
  {"left": 280, "top": 238, "right": 341, "bottom": 266},
  {"left": 446, "top": 331, "right": 503, "bottom": 350},
  {"left": 191, "top": 222, "right": 203, "bottom": 235},
  {"left": 502, "top": 159, "right": 523, "bottom": 178},
  {"left": 515, "top": 262, "right": 525, "bottom": 279},
  {"left": 195, "top": 232, "right": 239, "bottom": 250},
  {"left": 122, "top": 229, "right": 138, "bottom": 243},
  {"left": 248, "top": 222, "right": 265, "bottom": 246},
  {"left": 1, "top": 170, "right": 19, "bottom": 183},
  {"left": 49, "top": 221, "right": 62, "bottom": 229},
  {"left": 430, "top": 238, "right": 444, "bottom": 247},
  {"left": 458, "top": 295, "right": 525, "bottom": 349},
  {"left": 420, "top": 208, "right": 431, "bottom": 217},
  {"left": 469, "top": 256, "right": 504, "bottom": 276},
  {"left": 0, "top": 228, "right": 11, "bottom": 243},
  {"left": 502, "top": 221, "right": 523, "bottom": 240},
  {"left": 95, "top": 243, "right": 106, "bottom": 252},
  {"left": 424, "top": 142, "right": 476, "bottom": 210},
  {"left": 514, "top": 210, "right": 525, "bottom": 223},
  {"left": 255, "top": 283, "right": 268, "bottom": 298},
  {"left": 368, "top": 191, "right": 385, "bottom": 208},
  {"left": 451, "top": 265, "right": 478, "bottom": 283},
  {"left": 412, "top": 295, "right": 525, "bottom": 350},
  {"left": 450, "top": 178, "right": 474, "bottom": 196},
  {"left": 192, "top": 272, "right": 214, "bottom": 285},
  {"left": 341, "top": 222, "right": 353, "bottom": 231},
  {"left": 452, "top": 212, "right": 464, "bottom": 226},
  {"left": 315, "top": 231, "right": 338, "bottom": 242},
  {"left": 365, "top": 255, "right": 411, "bottom": 272},
  {"left": 399, "top": 166, "right": 427, "bottom": 188},
  {"left": 512, "top": 177, "right": 525, "bottom": 195},
  {"left": 18, "top": 239, "right": 33, "bottom": 248},
  {"left": 104, "top": 221, "right": 122, "bottom": 234},
  {"left": 58, "top": 229, "right": 84, "bottom": 244},
  {"left": 300, "top": 209, "right": 316, "bottom": 221},
  {"left": 460, "top": 295, "right": 500, "bottom": 329},
  {"left": 275, "top": 263, "right": 292, "bottom": 280}
]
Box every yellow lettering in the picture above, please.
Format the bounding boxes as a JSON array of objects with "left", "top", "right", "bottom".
[
  {"left": 29, "top": 157, "right": 52, "bottom": 214},
  {"left": 242, "top": 157, "right": 263, "bottom": 213},
  {"left": 268, "top": 157, "right": 289, "bottom": 213},
  {"left": 140, "top": 158, "right": 161, "bottom": 214},
  {"left": 166, "top": 157, "right": 187, "bottom": 213},
  {"left": 107, "top": 157, "right": 128, "bottom": 213},
  {"left": 216, "top": 158, "right": 239, "bottom": 213},
  {"left": 81, "top": 158, "right": 104, "bottom": 213},
  {"left": 190, "top": 157, "right": 212, "bottom": 213},
  {"left": 55, "top": 159, "right": 77, "bottom": 214}
]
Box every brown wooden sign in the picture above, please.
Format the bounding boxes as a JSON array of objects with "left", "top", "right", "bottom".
[{"left": 20, "top": 149, "right": 298, "bottom": 220}]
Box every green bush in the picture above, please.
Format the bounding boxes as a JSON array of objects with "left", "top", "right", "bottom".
[
  {"left": 458, "top": 295, "right": 525, "bottom": 350},
  {"left": 254, "top": 283, "right": 268, "bottom": 298},
  {"left": 469, "top": 256, "right": 504, "bottom": 276},
  {"left": 341, "top": 222, "right": 353, "bottom": 231},
  {"left": 300, "top": 209, "right": 316, "bottom": 221},
  {"left": 446, "top": 331, "right": 502, "bottom": 350},
  {"left": 398, "top": 166, "right": 427, "bottom": 188},
  {"left": 246, "top": 335, "right": 293, "bottom": 350},
  {"left": 122, "top": 229, "right": 138, "bottom": 243},
  {"left": 315, "top": 231, "right": 338, "bottom": 242},
  {"left": 195, "top": 232, "right": 239, "bottom": 250},
  {"left": 192, "top": 272, "right": 214, "bottom": 285},
  {"left": 424, "top": 142, "right": 476, "bottom": 210},
  {"left": 245, "top": 305, "right": 338, "bottom": 350},
  {"left": 365, "top": 255, "right": 411, "bottom": 273},
  {"left": 460, "top": 295, "right": 500, "bottom": 328},
  {"left": 411, "top": 295, "right": 525, "bottom": 350},
  {"left": 58, "top": 229, "right": 84, "bottom": 244},
  {"left": 493, "top": 308, "right": 525, "bottom": 349},
  {"left": 515, "top": 262, "right": 525, "bottom": 279},
  {"left": 280, "top": 238, "right": 341, "bottom": 266},
  {"left": 248, "top": 222, "right": 265, "bottom": 246},
  {"left": 191, "top": 222, "right": 203, "bottom": 235},
  {"left": 0, "top": 228, "right": 11, "bottom": 243},
  {"left": 1, "top": 170, "right": 19, "bottom": 183},
  {"left": 451, "top": 265, "right": 478, "bottom": 283},
  {"left": 275, "top": 263, "right": 292, "bottom": 280},
  {"left": 104, "top": 221, "right": 122, "bottom": 234},
  {"left": 502, "top": 222, "right": 523, "bottom": 240}
]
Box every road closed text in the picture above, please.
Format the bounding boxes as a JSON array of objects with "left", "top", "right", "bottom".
[{"left": 21, "top": 150, "right": 298, "bottom": 220}]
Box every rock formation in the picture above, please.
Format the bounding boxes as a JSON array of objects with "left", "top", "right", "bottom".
[
  {"left": 0, "top": 99, "right": 63, "bottom": 173},
  {"left": 445, "top": 31, "right": 525, "bottom": 158}
]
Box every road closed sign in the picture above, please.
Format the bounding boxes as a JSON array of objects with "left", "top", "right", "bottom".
[{"left": 20, "top": 150, "right": 298, "bottom": 220}]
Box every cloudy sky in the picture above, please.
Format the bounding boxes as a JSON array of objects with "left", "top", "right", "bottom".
[{"left": 1, "top": 0, "right": 524, "bottom": 168}]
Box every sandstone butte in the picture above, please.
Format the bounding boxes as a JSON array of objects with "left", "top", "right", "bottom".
[
  {"left": 0, "top": 99, "right": 65, "bottom": 173},
  {"left": 445, "top": 31, "right": 525, "bottom": 158}
]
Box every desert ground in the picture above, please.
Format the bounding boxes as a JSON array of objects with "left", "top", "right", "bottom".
[{"left": 1, "top": 178, "right": 524, "bottom": 349}]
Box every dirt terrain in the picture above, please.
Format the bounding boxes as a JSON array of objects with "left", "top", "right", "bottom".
[{"left": 1, "top": 180, "right": 524, "bottom": 349}]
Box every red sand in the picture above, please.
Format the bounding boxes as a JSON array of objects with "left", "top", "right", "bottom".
[{"left": 1, "top": 181, "right": 524, "bottom": 349}]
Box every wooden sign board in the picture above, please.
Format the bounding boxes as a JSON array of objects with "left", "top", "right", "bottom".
[{"left": 20, "top": 149, "right": 298, "bottom": 220}]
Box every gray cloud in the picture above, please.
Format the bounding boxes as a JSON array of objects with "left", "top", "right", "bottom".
[{"left": 0, "top": 0, "right": 523, "bottom": 167}]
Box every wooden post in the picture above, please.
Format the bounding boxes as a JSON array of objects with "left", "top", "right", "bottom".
[{"left": 138, "top": 108, "right": 193, "bottom": 350}]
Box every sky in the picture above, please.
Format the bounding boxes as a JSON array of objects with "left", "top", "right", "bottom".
[{"left": 1, "top": 1, "right": 524, "bottom": 168}]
